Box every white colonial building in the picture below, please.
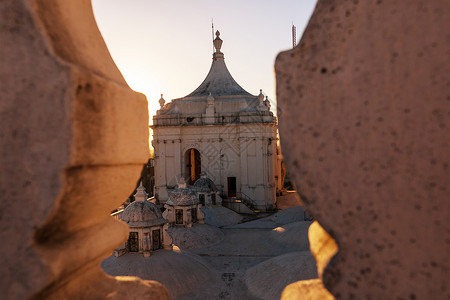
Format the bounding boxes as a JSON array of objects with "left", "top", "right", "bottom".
[{"left": 152, "top": 31, "right": 281, "bottom": 212}]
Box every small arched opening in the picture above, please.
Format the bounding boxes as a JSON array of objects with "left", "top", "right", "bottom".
[{"left": 185, "top": 148, "right": 201, "bottom": 184}]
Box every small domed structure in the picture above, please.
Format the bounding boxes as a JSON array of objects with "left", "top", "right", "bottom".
[
  {"left": 163, "top": 178, "right": 205, "bottom": 227},
  {"left": 193, "top": 173, "right": 222, "bottom": 207},
  {"left": 194, "top": 176, "right": 218, "bottom": 191},
  {"left": 122, "top": 201, "right": 165, "bottom": 227},
  {"left": 114, "top": 182, "right": 170, "bottom": 257},
  {"left": 166, "top": 188, "right": 198, "bottom": 206}
]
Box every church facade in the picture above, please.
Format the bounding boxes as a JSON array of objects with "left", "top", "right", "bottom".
[{"left": 151, "top": 31, "right": 281, "bottom": 212}]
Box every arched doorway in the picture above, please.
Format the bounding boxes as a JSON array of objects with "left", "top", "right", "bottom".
[{"left": 185, "top": 148, "right": 201, "bottom": 184}]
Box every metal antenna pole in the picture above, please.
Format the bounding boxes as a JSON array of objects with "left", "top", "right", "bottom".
[
  {"left": 212, "top": 18, "right": 215, "bottom": 53},
  {"left": 292, "top": 24, "right": 297, "bottom": 49}
]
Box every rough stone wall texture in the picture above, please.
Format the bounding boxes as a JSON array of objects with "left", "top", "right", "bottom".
[
  {"left": 0, "top": 0, "right": 167, "bottom": 299},
  {"left": 282, "top": 221, "right": 337, "bottom": 299},
  {"left": 276, "top": 0, "right": 449, "bottom": 299}
]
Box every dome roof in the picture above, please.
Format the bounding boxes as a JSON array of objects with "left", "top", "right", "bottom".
[
  {"left": 167, "top": 188, "right": 199, "bottom": 206},
  {"left": 153, "top": 31, "right": 275, "bottom": 120},
  {"left": 184, "top": 53, "right": 251, "bottom": 98},
  {"left": 185, "top": 31, "right": 251, "bottom": 98},
  {"left": 193, "top": 177, "right": 218, "bottom": 191},
  {"left": 122, "top": 201, "right": 166, "bottom": 227}
]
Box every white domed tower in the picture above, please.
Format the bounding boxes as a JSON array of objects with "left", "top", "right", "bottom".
[
  {"left": 163, "top": 179, "right": 205, "bottom": 228},
  {"left": 114, "top": 182, "right": 168, "bottom": 257},
  {"left": 193, "top": 172, "right": 222, "bottom": 207},
  {"left": 151, "top": 31, "right": 280, "bottom": 212}
]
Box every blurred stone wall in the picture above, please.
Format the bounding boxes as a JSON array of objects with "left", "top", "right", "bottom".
[
  {"left": 276, "top": 0, "right": 449, "bottom": 299},
  {"left": 0, "top": 0, "right": 167, "bottom": 299}
]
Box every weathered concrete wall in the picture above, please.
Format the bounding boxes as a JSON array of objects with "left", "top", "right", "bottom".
[
  {"left": 276, "top": 0, "right": 449, "bottom": 299},
  {"left": 0, "top": 0, "right": 167, "bottom": 299}
]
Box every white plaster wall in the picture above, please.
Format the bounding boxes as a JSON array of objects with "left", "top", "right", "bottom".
[{"left": 153, "top": 122, "right": 277, "bottom": 210}]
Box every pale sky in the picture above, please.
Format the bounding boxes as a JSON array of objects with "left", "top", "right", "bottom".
[{"left": 91, "top": 0, "right": 317, "bottom": 122}]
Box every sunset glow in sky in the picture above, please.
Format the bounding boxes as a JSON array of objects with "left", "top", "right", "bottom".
[{"left": 92, "top": 0, "right": 317, "bottom": 121}]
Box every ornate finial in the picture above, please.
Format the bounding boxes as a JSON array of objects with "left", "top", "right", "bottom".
[
  {"left": 159, "top": 94, "right": 165, "bottom": 109},
  {"left": 134, "top": 181, "right": 148, "bottom": 202},
  {"left": 178, "top": 177, "right": 187, "bottom": 189},
  {"left": 257, "top": 89, "right": 265, "bottom": 110},
  {"left": 264, "top": 96, "right": 271, "bottom": 109},
  {"left": 213, "top": 30, "right": 223, "bottom": 52},
  {"left": 258, "top": 89, "right": 264, "bottom": 102},
  {"left": 207, "top": 92, "right": 215, "bottom": 105}
]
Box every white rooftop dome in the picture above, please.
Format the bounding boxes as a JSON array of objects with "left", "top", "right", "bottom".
[
  {"left": 185, "top": 30, "right": 251, "bottom": 98},
  {"left": 122, "top": 201, "right": 165, "bottom": 227},
  {"left": 166, "top": 187, "right": 199, "bottom": 206},
  {"left": 193, "top": 176, "right": 218, "bottom": 191},
  {"left": 153, "top": 30, "right": 274, "bottom": 122}
]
